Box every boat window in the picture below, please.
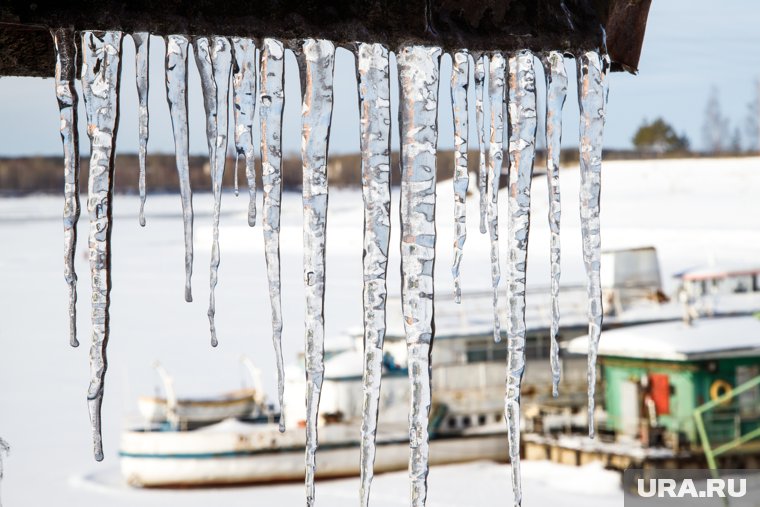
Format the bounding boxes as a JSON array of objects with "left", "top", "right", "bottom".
[
  {"left": 465, "top": 340, "right": 489, "bottom": 363},
  {"left": 462, "top": 416, "right": 471, "bottom": 427},
  {"left": 736, "top": 365, "right": 760, "bottom": 417},
  {"left": 478, "top": 414, "right": 487, "bottom": 426},
  {"left": 525, "top": 335, "right": 547, "bottom": 360},
  {"left": 463, "top": 333, "right": 551, "bottom": 361},
  {"left": 727, "top": 275, "right": 754, "bottom": 294}
]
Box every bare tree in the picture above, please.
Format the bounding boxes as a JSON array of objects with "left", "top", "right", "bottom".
[
  {"left": 702, "top": 86, "right": 729, "bottom": 153},
  {"left": 730, "top": 126, "right": 743, "bottom": 153},
  {"left": 745, "top": 79, "right": 760, "bottom": 153}
]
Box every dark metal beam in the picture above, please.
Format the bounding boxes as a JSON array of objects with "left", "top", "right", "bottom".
[
  {"left": 0, "top": 0, "right": 651, "bottom": 78},
  {"left": 606, "top": 0, "right": 652, "bottom": 73}
]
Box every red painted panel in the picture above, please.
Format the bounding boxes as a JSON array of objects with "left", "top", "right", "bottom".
[{"left": 649, "top": 373, "right": 670, "bottom": 415}]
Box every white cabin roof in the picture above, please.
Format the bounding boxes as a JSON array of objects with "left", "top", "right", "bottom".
[
  {"left": 565, "top": 316, "right": 760, "bottom": 361},
  {"left": 324, "top": 349, "right": 364, "bottom": 379}
]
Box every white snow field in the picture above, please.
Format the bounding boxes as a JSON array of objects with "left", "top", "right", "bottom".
[{"left": 0, "top": 156, "right": 758, "bottom": 506}]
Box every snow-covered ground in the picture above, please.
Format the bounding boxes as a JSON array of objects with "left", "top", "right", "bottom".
[{"left": 0, "top": 157, "right": 758, "bottom": 505}]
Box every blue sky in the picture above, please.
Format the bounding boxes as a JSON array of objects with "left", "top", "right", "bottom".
[{"left": 0, "top": 0, "right": 758, "bottom": 157}]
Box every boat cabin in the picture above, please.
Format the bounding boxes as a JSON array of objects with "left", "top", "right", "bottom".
[
  {"left": 284, "top": 247, "right": 682, "bottom": 432},
  {"left": 674, "top": 264, "right": 760, "bottom": 319},
  {"left": 566, "top": 316, "right": 760, "bottom": 454}
]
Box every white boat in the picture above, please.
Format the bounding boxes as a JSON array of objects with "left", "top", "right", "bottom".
[{"left": 120, "top": 418, "right": 507, "bottom": 487}]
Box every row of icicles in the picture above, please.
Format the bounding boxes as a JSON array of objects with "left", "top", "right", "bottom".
[{"left": 50, "top": 28, "right": 608, "bottom": 507}]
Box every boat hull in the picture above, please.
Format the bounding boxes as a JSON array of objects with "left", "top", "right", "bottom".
[{"left": 120, "top": 425, "right": 507, "bottom": 487}]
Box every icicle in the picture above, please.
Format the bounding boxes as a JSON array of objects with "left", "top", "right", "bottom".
[
  {"left": 193, "top": 37, "right": 217, "bottom": 163},
  {"left": 164, "top": 34, "right": 194, "bottom": 303},
  {"left": 450, "top": 50, "right": 469, "bottom": 304},
  {"left": 0, "top": 437, "right": 8, "bottom": 507},
  {"left": 296, "top": 39, "right": 335, "bottom": 507},
  {"left": 474, "top": 53, "right": 488, "bottom": 234},
  {"left": 0, "top": 437, "right": 11, "bottom": 507},
  {"left": 234, "top": 156, "right": 240, "bottom": 196},
  {"left": 193, "top": 37, "right": 232, "bottom": 347},
  {"left": 260, "top": 38, "right": 286, "bottom": 433},
  {"left": 132, "top": 32, "right": 150, "bottom": 226},
  {"left": 52, "top": 27, "right": 81, "bottom": 348},
  {"left": 505, "top": 50, "right": 537, "bottom": 507},
  {"left": 80, "top": 30, "right": 123, "bottom": 462},
  {"left": 577, "top": 51, "right": 607, "bottom": 438},
  {"left": 354, "top": 42, "right": 391, "bottom": 507},
  {"left": 397, "top": 45, "right": 441, "bottom": 507},
  {"left": 231, "top": 37, "right": 258, "bottom": 227},
  {"left": 487, "top": 53, "right": 506, "bottom": 343},
  {"left": 541, "top": 52, "right": 568, "bottom": 398}
]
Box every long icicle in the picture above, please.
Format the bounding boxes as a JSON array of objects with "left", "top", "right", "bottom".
[
  {"left": 577, "top": 51, "right": 607, "bottom": 438},
  {"left": 474, "top": 53, "right": 488, "bottom": 234},
  {"left": 296, "top": 39, "right": 335, "bottom": 507},
  {"left": 487, "top": 53, "right": 506, "bottom": 343},
  {"left": 80, "top": 30, "right": 123, "bottom": 462},
  {"left": 397, "top": 45, "right": 441, "bottom": 507},
  {"left": 505, "top": 50, "right": 538, "bottom": 507},
  {"left": 260, "top": 38, "right": 286, "bottom": 432},
  {"left": 164, "top": 34, "right": 194, "bottom": 303},
  {"left": 355, "top": 42, "right": 392, "bottom": 507},
  {"left": 193, "top": 36, "right": 217, "bottom": 166},
  {"left": 52, "top": 27, "right": 81, "bottom": 348},
  {"left": 541, "top": 52, "right": 568, "bottom": 398},
  {"left": 132, "top": 32, "right": 150, "bottom": 226},
  {"left": 0, "top": 437, "right": 8, "bottom": 507},
  {"left": 231, "top": 37, "right": 258, "bottom": 227},
  {"left": 208, "top": 37, "right": 232, "bottom": 347},
  {"left": 450, "top": 50, "right": 469, "bottom": 304}
]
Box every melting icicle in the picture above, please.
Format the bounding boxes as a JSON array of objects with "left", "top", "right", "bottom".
[
  {"left": 296, "top": 39, "right": 335, "bottom": 507},
  {"left": 132, "top": 32, "right": 150, "bottom": 226},
  {"left": 505, "top": 50, "right": 538, "bottom": 507},
  {"left": 0, "top": 437, "right": 7, "bottom": 507},
  {"left": 354, "top": 42, "right": 391, "bottom": 507},
  {"left": 194, "top": 37, "right": 232, "bottom": 347},
  {"left": 80, "top": 30, "right": 123, "bottom": 462},
  {"left": 260, "top": 38, "right": 286, "bottom": 433},
  {"left": 52, "top": 27, "right": 81, "bottom": 348},
  {"left": 487, "top": 53, "right": 505, "bottom": 343},
  {"left": 193, "top": 36, "right": 217, "bottom": 162},
  {"left": 397, "top": 45, "right": 441, "bottom": 507},
  {"left": 231, "top": 37, "right": 258, "bottom": 227},
  {"left": 577, "top": 51, "right": 607, "bottom": 438},
  {"left": 234, "top": 155, "right": 239, "bottom": 195},
  {"left": 164, "top": 34, "right": 194, "bottom": 302},
  {"left": 450, "top": 50, "right": 469, "bottom": 304},
  {"left": 474, "top": 53, "right": 488, "bottom": 235},
  {"left": 541, "top": 52, "right": 568, "bottom": 398}
]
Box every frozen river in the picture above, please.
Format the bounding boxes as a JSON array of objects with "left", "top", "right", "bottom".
[{"left": 0, "top": 157, "right": 758, "bottom": 505}]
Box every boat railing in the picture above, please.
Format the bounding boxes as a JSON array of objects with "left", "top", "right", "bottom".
[{"left": 694, "top": 373, "right": 760, "bottom": 475}]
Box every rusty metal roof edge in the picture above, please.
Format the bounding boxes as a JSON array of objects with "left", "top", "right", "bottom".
[{"left": 0, "top": 0, "right": 651, "bottom": 78}]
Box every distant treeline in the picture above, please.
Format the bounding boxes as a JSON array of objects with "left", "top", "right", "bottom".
[{"left": 0, "top": 148, "right": 755, "bottom": 195}]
